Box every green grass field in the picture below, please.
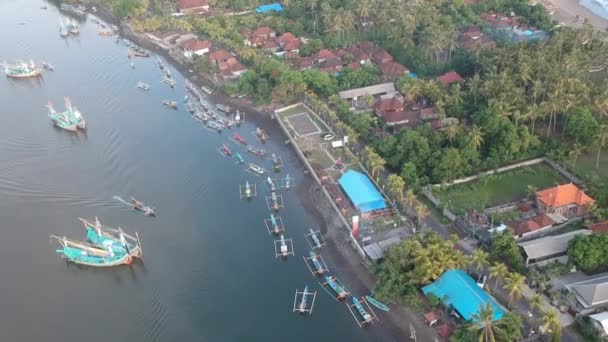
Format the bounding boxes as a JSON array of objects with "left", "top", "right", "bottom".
[
  {"left": 574, "top": 152, "right": 608, "bottom": 182},
  {"left": 434, "top": 163, "right": 567, "bottom": 215}
]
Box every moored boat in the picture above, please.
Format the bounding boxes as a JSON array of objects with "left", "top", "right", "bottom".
[
  {"left": 207, "top": 121, "right": 223, "bottom": 133},
  {"left": 136, "top": 81, "right": 151, "bottom": 91},
  {"left": 353, "top": 297, "right": 373, "bottom": 323},
  {"left": 162, "top": 100, "right": 177, "bottom": 109},
  {"left": 80, "top": 217, "right": 142, "bottom": 259},
  {"left": 47, "top": 102, "right": 78, "bottom": 132},
  {"left": 215, "top": 103, "right": 231, "bottom": 113},
  {"left": 162, "top": 77, "right": 176, "bottom": 88},
  {"left": 220, "top": 144, "right": 232, "bottom": 156},
  {"left": 98, "top": 28, "right": 113, "bottom": 36},
  {"left": 130, "top": 197, "right": 156, "bottom": 216},
  {"left": 41, "top": 61, "right": 54, "bottom": 71},
  {"left": 255, "top": 127, "right": 268, "bottom": 142},
  {"left": 364, "top": 294, "right": 390, "bottom": 312},
  {"left": 233, "top": 133, "right": 247, "bottom": 145},
  {"left": 248, "top": 162, "right": 264, "bottom": 175},
  {"left": 325, "top": 275, "right": 348, "bottom": 299},
  {"left": 193, "top": 111, "right": 210, "bottom": 123},
  {"left": 201, "top": 86, "right": 213, "bottom": 94},
  {"left": 309, "top": 251, "right": 326, "bottom": 274},
  {"left": 129, "top": 47, "right": 150, "bottom": 57},
  {"left": 247, "top": 146, "right": 266, "bottom": 158},
  {"left": 235, "top": 153, "right": 245, "bottom": 164},
  {"left": 4, "top": 60, "right": 41, "bottom": 78}
]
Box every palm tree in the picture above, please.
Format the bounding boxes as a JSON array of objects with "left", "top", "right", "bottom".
[
  {"left": 468, "top": 73, "right": 483, "bottom": 105},
  {"left": 470, "top": 249, "right": 489, "bottom": 274},
  {"left": 468, "top": 303, "right": 497, "bottom": 342},
  {"left": 405, "top": 189, "right": 416, "bottom": 208},
  {"left": 540, "top": 308, "right": 562, "bottom": 342},
  {"left": 595, "top": 124, "right": 608, "bottom": 169},
  {"left": 444, "top": 123, "right": 461, "bottom": 145},
  {"left": 387, "top": 174, "right": 406, "bottom": 202},
  {"left": 529, "top": 294, "right": 544, "bottom": 312},
  {"left": 468, "top": 126, "right": 484, "bottom": 151},
  {"left": 488, "top": 262, "right": 508, "bottom": 291},
  {"left": 569, "top": 144, "right": 584, "bottom": 168},
  {"left": 416, "top": 204, "right": 427, "bottom": 226},
  {"left": 503, "top": 272, "right": 526, "bottom": 306}
]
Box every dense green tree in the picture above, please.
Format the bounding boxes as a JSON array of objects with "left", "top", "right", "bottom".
[
  {"left": 302, "top": 70, "right": 338, "bottom": 98},
  {"left": 112, "top": 0, "right": 148, "bottom": 18},
  {"left": 565, "top": 108, "right": 599, "bottom": 147},
  {"left": 489, "top": 230, "right": 525, "bottom": 273},
  {"left": 568, "top": 233, "right": 608, "bottom": 273}
]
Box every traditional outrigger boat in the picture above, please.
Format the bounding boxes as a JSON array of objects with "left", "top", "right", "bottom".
[
  {"left": 79, "top": 217, "right": 142, "bottom": 259},
  {"left": 59, "top": 22, "right": 69, "bottom": 37},
  {"left": 98, "top": 28, "right": 113, "bottom": 36},
  {"left": 247, "top": 146, "right": 266, "bottom": 158},
  {"left": 51, "top": 235, "right": 133, "bottom": 267},
  {"left": 201, "top": 86, "right": 213, "bottom": 94},
  {"left": 215, "top": 103, "right": 231, "bottom": 113},
  {"left": 220, "top": 144, "right": 232, "bottom": 156},
  {"left": 130, "top": 197, "right": 156, "bottom": 216},
  {"left": 239, "top": 180, "right": 256, "bottom": 199},
  {"left": 66, "top": 19, "right": 79, "bottom": 35},
  {"left": 60, "top": 3, "right": 86, "bottom": 16},
  {"left": 234, "top": 153, "right": 245, "bottom": 164},
  {"left": 265, "top": 213, "right": 285, "bottom": 235},
  {"left": 348, "top": 297, "right": 377, "bottom": 327},
  {"left": 129, "top": 47, "right": 150, "bottom": 57},
  {"left": 266, "top": 191, "right": 283, "bottom": 211},
  {"left": 47, "top": 101, "right": 82, "bottom": 132},
  {"left": 207, "top": 121, "right": 223, "bottom": 133},
  {"left": 293, "top": 285, "right": 316, "bottom": 315},
  {"left": 364, "top": 294, "right": 390, "bottom": 312},
  {"left": 63, "top": 98, "right": 86, "bottom": 129},
  {"left": 157, "top": 56, "right": 165, "bottom": 70},
  {"left": 136, "top": 81, "right": 151, "bottom": 91},
  {"left": 274, "top": 234, "right": 294, "bottom": 258},
  {"left": 272, "top": 153, "right": 282, "bottom": 172},
  {"left": 193, "top": 111, "right": 210, "bottom": 123},
  {"left": 216, "top": 117, "right": 233, "bottom": 128},
  {"left": 162, "top": 100, "right": 177, "bottom": 109},
  {"left": 248, "top": 162, "right": 265, "bottom": 175},
  {"left": 47, "top": 109, "right": 77, "bottom": 131},
  {"left": 233, "top": 133, "right": 247, "bottom": 145},
  {"left": 281, "top": 174, "right": 294, "bottom": 190},
  {"left": 320, "top": 275, "right": 349, "bottom": 301},
  {"left": 162, "top": 78, "right": 175, "bottom": 89},
  {"left": 255, "top": 127, "right": 268, "bottom": 143},
  {"left": 41, "top": 61, "right": 54, "bottom": 71},
  {"left": 266, "top": 177, "right": 277, "bottom": 191},
  {"left": 4, "top": 60, "right": 41, "bottom": 78},
  {"left": 304, "top": 251, "right": 328, "bottom": 276},
  {"left": 305, "top": 229, "right": 326, "bottom": 249}
]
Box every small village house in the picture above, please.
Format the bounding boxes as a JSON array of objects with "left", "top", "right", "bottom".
[
  {"left": 508, "top": 213, "right": 555, "bottom": 240},
  {"left": 181, "top": 38, "right": 211, "bottom": 59},
  {"left": 177, "top": 0, "right": 209, "bottom": 14},
  {"left": 437, "top": 71, "right": 464, "bottom": 87},
  {"left": 517, "top": 229, "right": 591, "bottom": 267},
  {"left": 566, "top": 273, "right": 608, "bottom": 313},
  {"left": 535, "top": 183, "right": 594, "bottom": 218},
  {"left": 380, "top": 61, "right": 409, "bottom": 81},
  {"left": 375, "top": 97, "right": 418, "bottom": 128}
]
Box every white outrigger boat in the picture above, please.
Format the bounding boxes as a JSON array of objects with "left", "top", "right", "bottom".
[
  {"left": 293, "top": 285, "right": 316, "bottom": 315},
  {"left": 305, "top": 229, "right": 326, "bottom": 249},
  {"left": 247, "top": 163, "right": 265, "bottom": 176},
  {"left": 264, "top": 213, "right": 285, "bottom": 235},
  {"left": 239, "top": 180, "right": 256, "bottom": 199},
  {"left": 274, "top": 234, "right": 294, "bottom": 259}
]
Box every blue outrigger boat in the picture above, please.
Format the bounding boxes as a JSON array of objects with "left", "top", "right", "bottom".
[
  {"left": 321, "top": 275, "right": 349, "bottom": 300},
  {"left": 365, "top": 294, "right": 390, "bottom": 312},
  {"left": 309, "top": 251, "right": 326, "bottom": 275},
  {"left": 51, "top": 235, "right": 133, "bottom": 267},
  {"left": 350, "top": 297, "right": 375, "bottom": 326},
  {"left": 235, "top": 153, "right": 244, "bottom": 164},
  {"left": 80, "top": 217, "right": 142, "bottom": 259}
]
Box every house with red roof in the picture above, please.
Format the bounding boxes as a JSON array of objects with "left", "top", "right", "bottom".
[
  {"left": 178, "top": 0, "right": 209, "bottom": 14},
  {"left": 208, "top": 49, "right": 234, "bottom": 66},
  {"left": 312, "top": 49, "right": 337, "bottom": 64},
  {"left": 587, "top": 220, "right": 608, "bottom": 233},
  {"left": 535, "top": 183, "right": 594, "bottom": 218},
  {"left": 294, "top": 56, "right": 314, "bottom": 70},
  {"left": 374, "top": 97, "right": 418, "bottom": 127},
  {"left": 459, "top": 27, "right": 496, "bottom": 50},
  {"left": 181, "top": 38, "right": 212, "bottom": 59},
  {"left": 437, "top": 71, "right": 464, "bottom": 87},
  {"left": 218, "top": 57, "right": 247, "bottom": 79},
  {"left": 243, "top": 26, "right": 276, "bottom": 46},
  {"left": 371, "top": 48, "right": 393, "bottom": 65},
  {"left": 509, "top": 213, "right": 556, "bottom": 239},
  {"left": 319, "top": 57, "right": 343, "bottom": 73},
  {"left": 380, "top": 61, "right": 409, "bottom": 80}
]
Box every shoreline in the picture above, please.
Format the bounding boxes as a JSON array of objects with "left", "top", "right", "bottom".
[
  {"left": 92, "top": 6, "right": 438, "bottom": 341},
  {"left": 540, "top": 0, "right": 608, "bottom": 30}
]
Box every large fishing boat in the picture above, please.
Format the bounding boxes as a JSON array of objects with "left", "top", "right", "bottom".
[
  {"left": 247, "top": 146, "right": 266, "bottom": 158},
  {"left": 50, "top": 235, "right": 133, "bottom": 267},
  {"left": 215, "top": 103, "right": 231, "bottom": 113},
  {"left": 248, "top": 163, "right": 265, "bottom": 175},
  {"left": 162, "top": 100, "right": 177, "bottom": 109},
  {"left": 64, "top": 98, "right": 86, "bottom": 129},
  {"left": 80, "top": 217, "right": 142, "bottom": 259},
  {"left": 4, "top": 60, "right": 41, "bottom": 78},
  {"left": 47, "top": 102, "right": 78, "bottom": 132},
  {"left": 47, "top": 98, "right": 86, "bottom": 130},
  {"left": 59, "top": 21, "right": 69, "bottom": 37},
  {"left": 66, "top": 19, "right": 79, "bottom": 35}
]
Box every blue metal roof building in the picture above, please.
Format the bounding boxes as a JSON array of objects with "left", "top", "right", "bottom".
[
  {"left": 256, "top": 3, "right": 283, "bottom": 13},
  {"left": 422, "top": 269, "right": 505, "bottom": 322},
  {"left": 338, "top": 170, "right": 386, "bottom": 213}
]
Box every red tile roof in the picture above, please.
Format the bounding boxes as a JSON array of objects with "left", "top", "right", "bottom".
[
  {"left": 346, "top": 62, "right": 361, "bottom": 70},
  {"left": 536, "top": 183, "right": 594, "bottom": 208},
  {"left": 252, "top": 26, "right": 274, "bottom": 37},
  {"left": 383, "top": 110, "right": 419, "bottom": 126},
  {"left": 282, "top": 39, "right": 301, "bottom": 51},
  {"left": 277, "top": 32, "right": 298, "bottom": 45},
  {"left": 372, "top": 48, "right": 393, "bottom": 65},
  {"left": 261, "top": 39, "right": 280, "bottom": 49},
  {"left": 357, "top": 41, "right": 376, "bottom": 54},
  {"left": 295, "top": 56, "right": 314, "bottom": 69},
  {"left": 208, "top": 49, "right": 233, "bottom": 63},
  {"left": 179, "top": 0, "right": 208, "bottom": 10},
  {"left": 375, "top": 97, "right": 404, "bottom": 112},
  {"left": 181, "top": 38, "right": 211, "bottom": 51},
  {"left": 461, "top": 26, "right": 482, "bottom": 39},
  {"left": 437, "top": 71, "right": 464, "bottom": 86},
  {"left": 313, "top": 49, "right": 336, "bottom": 61},
  {"left": 319, "top": 57, "right": 343, "bottom": 72},
  {"left": 587, "top": 220, "right": 608, "bottom": 233},
  {"left": 344, "top": 46, "right": 370, "bottom": 62},
  {"left": 510, "top": 214, "right": 555, "bottom": 236},
  {"left": 380, "top": 61, "right": 409, "bottom": 79}
]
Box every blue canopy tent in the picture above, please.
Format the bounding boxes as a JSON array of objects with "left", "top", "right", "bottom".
[
  {"left": 338, "top": 170, "right": 386, "bottom": 213},
  {"left": 256, "top": 3, "right": 283, "bottom": 13},
  {"left": 422, "top": 269, "right": 505, "bottom": 322}
]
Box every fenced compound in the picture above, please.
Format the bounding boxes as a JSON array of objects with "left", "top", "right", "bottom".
[{"left": 285, "top": 112, "right": 322, "bottom": 137}]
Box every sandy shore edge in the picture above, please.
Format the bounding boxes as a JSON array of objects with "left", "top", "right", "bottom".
[{"left": 540, "top": 0, "right": 608, "bottom": 29}]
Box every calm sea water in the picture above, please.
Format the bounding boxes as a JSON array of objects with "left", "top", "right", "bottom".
[{"left": 0, "top": 1, "right": 379, "bottom": 341}]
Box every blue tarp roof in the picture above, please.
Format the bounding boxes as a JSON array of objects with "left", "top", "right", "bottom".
[
  {"left": 422, "top": 269, "right": 505, "bottom": 322},
  {"left": 338, "top": 170, "right": 386, "bottom": 213},
  {"left": 256, "top": 3, "right": 283, "bottom": 12}
]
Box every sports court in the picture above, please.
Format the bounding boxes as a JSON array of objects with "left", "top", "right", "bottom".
[{"left": 285, "top": 112, "right": 321, "bottom": 137}]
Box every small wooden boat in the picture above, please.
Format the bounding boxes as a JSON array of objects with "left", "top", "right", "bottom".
[
  {"left": 272, "top": 153, "right": 281, "bottom": 171},
  {"left": 98, "top": 29, "right": 113, "bottom": 36},
  {"left": 51, "top": 235, "right": 133, "bottom": 267},
  {"left": 47, "top": 102, "right": 78, "bottom": 132},
  {"left": 129, "top": 47, "right": 150, "bottom": 57},
  {"left": 275, "top": 234, "right": 294, "bottom": 258},
  {"left": 269, "top": 213, "right": 282, "bottom": 235},
  {"left": 207, "top": 121, "right": 223, "bottom": 133},
  {"left": 162, "top": 100, "right": 177, "bottom": 109},
  {"left": 157, "top": 56, "right": 165, "bottom": 69},
  {"left": 364, "top": 294, "right": 390, "bottom": 312},
  {"left": 248, "top": 162, "right": 264, "bottom": 175},
  {"left": 130, "top": 197, "right": 156, "bottom": 216},
  {"left": 307, "top": 251, "right": 328, "bottom": 275},
  {"left": 193, "top": 111, "right": 210, "bottom": 123},
  {"left": 136, "top": 81, "right": 151, "bottom": 91},
  {"left": 215, "top": 103, "right": 231, "bottom": 113},
  {"left": 247, "top": 146, "right": 266, "bottom": 158},
  {"left": 41, "top": 61, "right": 54, "bottom": 71},
  {"left": 220, "top": 144, "right": 232, "bottom": 156},
  {"left": 216, "top": 117, "right": 233, "bottom": 128},
  {"left": 293, "top": 285, "right": 316, "bottom": 315},
  {"left": 235, "top": 153, "right": 245, "bottom": 164},
  {"left": 201, "top": 86, "right": 213, "bottom": 94},
  {"left": 255, "top": 127, "right": 268, "bottom": 143},
  {"left": 322, "top": 275, "right": 349, "bottom": 300},
  {"left": 162, "top": 78, "right": 176, "bottom": 88},
  {"left": 350, "top": 297, "right": 376, "bottom": 326},
  {"left": 233, "top": 133, "right": 247, "bottom": 145}
]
